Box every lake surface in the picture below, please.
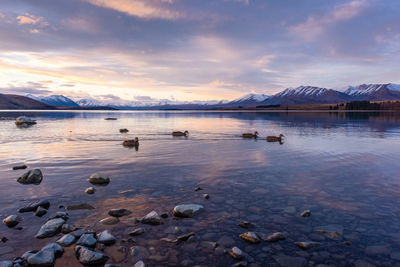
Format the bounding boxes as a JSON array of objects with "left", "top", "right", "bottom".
[{"left": 1, "top": 110, "right": 400, "bottom": 266}]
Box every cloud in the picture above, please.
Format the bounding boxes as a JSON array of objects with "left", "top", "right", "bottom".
[
  {"left": 84, "top": 0, "right": 181, "bottom": 20},
  {"left": 289, "top": 0, "right": 369, "bottom": 41},
  {"left": 1, "top": 82, "right": 52, "bottom": 95},
  {"left": 16, "top": 13, "right": 49, "bottom": 27}
]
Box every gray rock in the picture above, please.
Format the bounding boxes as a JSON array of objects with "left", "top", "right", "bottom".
[
  {"left": 56, "top": 234, "right": 76, "bottom": 247},
  {"left": 230, "top": 247, "right": 244, "bottom": 259},
  {"left": 265, "top": 232, "right": 286, "bottom": 242},
  {"left": 173, "top": 204, "right": 204, "bottom": 218},
  {"left": 77, "top": 233, "right": 97, "bottom": 248},
  {"left": 61, "top": 224, "right": 73, "bottom": 234},
  {"left": 13, "top": 165, "right": 27, "bottom": 170},
  {"left": 49, "top": 211, "right": 69, "bottom": 220},
  {"left": 88, "top": 173, "right": 110, "bottom": 185},
  {"left": 19, "top": 200, "right": 50, "bottom": 212},
  {"left": 75, "top": 245, "right": 109, "bottom": 265},
  {"left": 0, "top": 261, "right": 12, "bottom": 267},
  {"left": 239, "top": 232, "right": 262, "bottom": 244},
  {"left": 35, "top": 218, "right": 65, "bottom": 239},
  {"left": 41, "top": 243, "right": 63, "bottom": 258},
  {"left": 17, "top": 169, "right": 43, "bottom": 185},
  {"left": 100, "top": 217, "right": 119, "bottom": 225},
  {"left": 108, "top": 208, "right": 132, "bottom": 217},
  {"left": 98, "top": 230, "right": 116, "bottom": 245},
  {"left": 295, "top": 241, "right": 320, "bottom": 250},
  {"left": 85, "top": 187, "right": 96, "bottom": 194},
  {"left": 141, "top": 211, "right": 162, "bottom": 225},
  {"left": 15, "top": 116, "right": 36, "bottom": 126},
  {"left": 238, "top": 221, "right": 252, "bottom": 229},
  {"left": 21, "top": 250, "right": 39, "bottom": 260},
  {"left": 27, "top": 249, "right": 55, "bottom": 266},
  {"left": 134, "top": 260, "right": 145, "bottom": 267},
  {"left": 73, "top": 229, "right": 87, "bottom": 238},
  {"left": 3, "top": 215, "right": 22, "bottom": 227},
  {"left": 129, "top": 228, "right": 145, "bottom": 236},
  {"left": 35, "top": 206, "right": 47, "bottom": 217}
]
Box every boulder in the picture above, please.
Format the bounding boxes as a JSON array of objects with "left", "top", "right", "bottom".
[
  {"left": 35, "top": 218, "right": 65, "bottom": 239},
  {"left": 88, "top": 173, "right": 110, "bottom": 185},
  {"left": 35, "top": 206, "right": 48, "bottom": 217},
  {"left": 17, "top": 169, "right": 43, "bottom": 185},
  {"left": 12, "top": 165, "right": 27, "bottom": 170},
  {"left": 3, "top": 215, "right": 22, "bottom": 227},
  {"left": 75, "top": 245, "right": 109, "bottom": 265},
  {"left": 173, "top": 204, "right": 204, "bottom": 218},
  {"left": 27, "top": 243, "right": 63, "bottom": 266},
  {"left": 141, "top": 211, "right": 162, "bottom": 225},
  {"left": 77, "top": 233, "right": 97, "bottom": 248},
  {"left": 98, "top": 230, "right": 116, "bottom": 245},
  {"left": 119, "top": 128, "right": 129, "bottom": 133},
  {"left": 56, "top": 234, "right": 76, "bottom": 247},
  {"left": 15, "top": 116, "right": 36, "bottom": 126}
]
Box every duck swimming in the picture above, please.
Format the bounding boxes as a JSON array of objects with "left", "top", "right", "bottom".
[
  {"left": 242, "top": 131, "right": 258, "bottom": 138},
  {"left": 122, "top": 137, "right": 139, "bottom": 147},
  {"left": 172, "top": 131, "right": 189, "bottom": 136},
  {"left": 266, "top": 134, "right": 284, "bottom": 142}
]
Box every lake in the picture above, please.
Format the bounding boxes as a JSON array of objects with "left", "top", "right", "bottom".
[{"left": 1, "top": 110, "right": 400, "bottom": 266}]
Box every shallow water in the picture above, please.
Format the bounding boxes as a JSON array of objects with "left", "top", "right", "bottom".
[{"left": 1, "top": 110, "right": 400, "bottom": 266}]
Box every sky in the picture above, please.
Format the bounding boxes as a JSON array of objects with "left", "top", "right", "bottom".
[{"left": 0, "top": 0, "right": 399, "bottom": 103}]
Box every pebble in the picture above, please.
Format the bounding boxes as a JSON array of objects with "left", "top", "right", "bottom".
[
  {"left": 129, "top": 228, "right": 145, "bottom": 236},
  {"left": 295, "top": 241, "right": 321, "bottom": 250},
  {"left": 100, "top": 217, "right": 120, "bottom": 225},
  {"left": 85, "top": 187, "right": 96, "bottom": 194},
  {"left": 3, "top": 215, "right": 22, "bottom": 227},
  {"left": 108, "top": 208, "right": 132, "bottom": 217},
  {"left": 17, "top": 169, "right": 43, "bottom": 185},
  {"left": 238, "top": 221, "right": 252, "bottom": 229},
  {"left": 88, "top": 173, "right": 110, "bottom": 185},
  {"left": 265, "top": 232, "right": 286, "bottom": 242},
  {"left": 173, "top": 204, "right": 204, "bottom": 218},
  {"left": 239, "top": 232, "right": 262, "bottom": 244},
  {"left": 98, "top": 230, "right": 116, "bottom": 245},
  {"left": 230, "top": 247, "right": 244, "bottom": 259},
  {"left": 77, "top": 233, "right": 97, "bottom": 248},
  {"left": 56, "top": 234, "right": 76, "bottom": 247},
  {"left": 35, "top": 218, "right": 65, "bottom": 239},
  {"left": 300, "top": 210, "right": 311, "bottom": 217},
  {"left": 141, "top": 211, "right": 163, "bottom": 225},
  {"left": 75, "top": 245, "right": 109, "bottom": 265}
]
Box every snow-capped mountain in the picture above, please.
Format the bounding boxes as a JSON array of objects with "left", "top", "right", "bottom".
[
  {"left": 27, "top": 94, "right": 79, "bottom": 107},
  {"left": 263, "top": 86, "right": 351, "bottom": 105},
  {"left": 229, "top": 93, "right": 270, "bottom": 105},
  {"left": 343, "top": 83, "right": 400, "bottom": 100}
]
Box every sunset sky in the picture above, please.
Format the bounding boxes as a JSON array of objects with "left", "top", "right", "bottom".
[{"left": 0, "top": 0, "right": 399, "bottom": 103}]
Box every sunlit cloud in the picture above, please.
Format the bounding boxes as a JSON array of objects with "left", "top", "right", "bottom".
[{"left": 16, "top": 13, "right": 49, "bottom": 26}]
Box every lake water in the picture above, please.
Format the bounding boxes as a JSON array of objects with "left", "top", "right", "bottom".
[{"left": 1, "top": 110, "right": 400, "bottom": 266}]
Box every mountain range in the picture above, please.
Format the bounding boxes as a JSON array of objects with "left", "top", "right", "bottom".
[{"left": 1, "top": 83, "right": 399, "bottom": 110}]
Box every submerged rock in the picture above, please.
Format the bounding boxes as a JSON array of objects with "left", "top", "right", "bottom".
[
  {"left": 239, "top": 232, "right": 262, "bottom": 244},
  {"left": 141, "top": 211, "right": 163, "bottom": 225},
  {"left": 108, "top": 208, "right": 132, "bottom": 217},
  {"left": 66, "top": 203, "right": 95, "bottom": 210},
  {"left": 15, "top": 116, "right": 37, "bottom": 126},
  {"left": 3, "top": 215, "right": 22, "bottom": 227},
  {"left": 75, "top": 245, "right": 109, "bottom": 265},
  {"left": 34, "top": 206, "right": 48, "bottom": 217},
  {"left": 300, "top": 210, "right": 311, "bottom": 217},
  {"left": 173, "top": 204, "right": 204, "bottom": 218},
  {"left": 98, "top": 230, "right": 116, "bottom": 245},
  {"left": 19, "top": 199, "right": 50, "bottom": 213},
  {"left": 12, "top": 165, "right": 27, "bottom": 170},
  {"left": 230, "top": 247, "right": 244, "bottom": 259},
  {"left": 238, "top": 221, "right": 252, "bottom": 229},
  {"left": 295, "top": 241, "right": 320, "bottom": 250},
  {"left": 17, "top": 169, "right": 43, "bottom": 185},
  {"left": 100, "top": 217, "right": 119, "bottom": 225},
  {"left": 88, "top": 173, "right": 110, "bottom": 185},
  {"left": 265, "top": 232, "right": 286, "bottom": 242},
  {"left": 85, "top": 187, "right": 96, "bottom": 194},
  {"left": 56, "top": 234, "right": 76, "bottom": 247},
  {"left": 35, "top": 218, "right": 65, "bottom": 239},
  {"left": 129, "top": 228, "right": 145, "bottom": 236},
  {"left": 77, "top": 233, "right": 97, "bottom": 248}
]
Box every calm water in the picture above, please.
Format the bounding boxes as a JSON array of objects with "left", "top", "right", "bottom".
[{"left": 1, "top": 110, "right": 400, "bottom": 266}]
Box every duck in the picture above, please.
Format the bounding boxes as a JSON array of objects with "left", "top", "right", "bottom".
[
  {"left": 122, "top": 137, "right": 139, "bottom": 147},
  {"left": 242, "top": 131, "right": 259, "bottom": 138},
  {"left": 172, "top": 131, "right": 189, "bottom": 137},
  {"left": 119, "top": 128, "right": 129, "bottom": 133},
  {"left": 266, "top": 134, "right": 284, "bottom": 142}
]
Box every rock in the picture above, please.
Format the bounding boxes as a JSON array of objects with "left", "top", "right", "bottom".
[
  {"left": 35, "top": 218, "right": 65, "bottom": 239},
  {"left": 57, "top": 234, "right": 76, "bottom": 247},
  {"left": 203, "top": 194, "right": 209, "bottom": 199},
  {"left": 66, "top": 203, "right": 95, "bottom": 210},
  {"left": 3, "top": 215, "right": 22, "bottom": 227},
  {"left": 238, "top": 221, "right": 252, "bottom": 229},
  {"left": 265, "top": 232, "right": 286, "bottom": 242},
  {"left": 173, "top": 204, "right": 204, "bottom": 218},
  {"left": 125, "top": 217, "right": 140, "bottom": 225},
  {"left": 129, "top": 228, "right": 145, "bottom": 236},
  {"left": 295, "top": 241, "right": 320, "bottom": 250},
  {"left": 12, "top": 165, "right": 27, "bottom": 170},
  {"left": 21, "top": 250, "right": 38, "bottom": 260},
  {"left": 0, "top": 261, "right": 12, "bottom": 267},
  {"left": 35, "top": 206, "right": 48, "bottom": 217},
  {"left": 300, "top": 210, "right": 311, "bottom": 217},
  {"left": 194, "top": 187, "right": 203, "bottom": 191},
  {"left": 108, "top": 208, "right": 132, "bottom": 217},
  {"left": 230, "top": 247, "right": 244, "bottom": 259},
  {"left": 15, "top": 116, "right": 36, "bottom": 126},
  {"left": 1, "top": 237, "right": 7, "bottom": 243},
  {"left": 120, "top": 128, "right": 129, "bottom": 133},
  {"left": 100, "top": 217, "right": 120, "bottom": 225},
  {"left": 61, "top": 224, "right": 73, "bottom": 234},
  {"left": 130, "top": 246, "right": 149, "bottom": 263},
  {"left": 239, "top": 232, "right": 262, "bottom": 244},
  {"left": 85, "top": 187, "right": 96, "bottom": 194},
  {"left": 17, "top": 169, "right": 43, "bottom": 185},
  {"left": 41, "top": 243, "right": 64, "bottom": 258},
  {"left": 88, "top": 173, "right": 110, "bottom": 185},
  {"left": 122, "top": 139, "right": 139, "bottom": 147},
  {"left": 73, "top": 229, "right": 87, "bottom": 238},
  {"left": 75, "top": 245, "right": 109, "bottom": 265},
  {"left": 160, "top": 237, "right": 177, "bottom": 243},
  {"left": 232, "top": 261, "right": 247, "bottom": 267},
  {"left": 344, "top": 241, "right": 352, "bottom": 246},
  {"left": 77, "top": 233, "right": 97, "bottom": 248},
  {"left": 105, "top": 118, "right": 117, "bottom": 120},
  {"left": 27, "top": 243, "right": 63, "bottom": 266},
  {"left": 141, "top": 211, "right": 163, "bottom": 225},
  {"left": 134, "top": 260, "right": 145, "bottom": 267},
  {"left": 160, "top": 213, "right": 168, "bottom": 218},
  {"left": 177, "top": 232, "right": 195, "bottom": 242},
  {"left": 19, "top": 200, "right": 50, "bottom": 212},
  {"left": 98, "top": 230, "right": 116, "bottom": 245},
  {"left": 49, "top": 211, "right": 69, "bottom": 220},
  {"left": 273, "top": 253, "right": 307, "bottom": 267}
]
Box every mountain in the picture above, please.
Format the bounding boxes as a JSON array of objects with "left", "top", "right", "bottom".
[
  {"left": 27, "top": 94, "right": 79, "bottom": 107},
  {"left": 0, "top": 94, "right": 55, "bottom": 109},
  {"left": 228, "top": 93, "right": 270, "bottom": 106},
  {"left": 343, "top": 83, "right": 400, "bottom": 101},
  {"left": 262, "top": 86, "right": 351, "bottom": 105}
]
